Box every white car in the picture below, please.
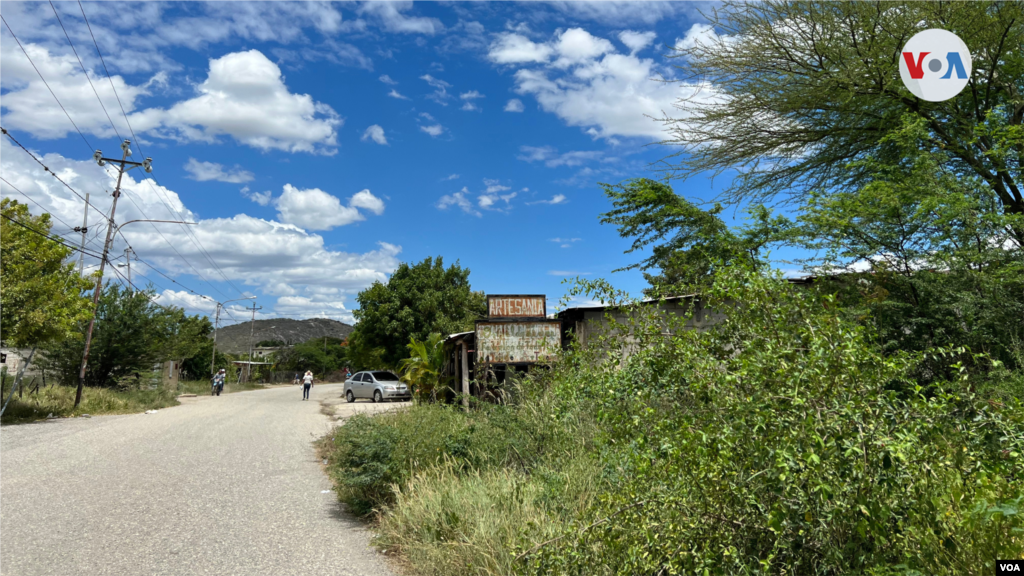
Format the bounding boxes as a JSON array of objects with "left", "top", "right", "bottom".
[{"left": 344, "top": 371, "right": 411, "bottom": 403}]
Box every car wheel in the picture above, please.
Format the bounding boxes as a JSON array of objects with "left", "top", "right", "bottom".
[
  {"left": 373, "top": 390, "right": 383, "bottom": 403},
  {"left": 346, "top": 390, "right": 355, "bottom": 403}
]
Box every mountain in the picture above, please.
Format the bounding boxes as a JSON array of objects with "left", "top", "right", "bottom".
[{"left": 211, "top": 318, "right": 354, "bottom": 355}]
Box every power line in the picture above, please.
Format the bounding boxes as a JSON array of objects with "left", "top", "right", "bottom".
[
  {"left": 73, "top": 4, "right": 248, "bottom": 299},
  {"left": 0, "top": 212, "right": 107, "bottom": 261},
  {"left": 48, "top": 0, "right": 123, "bottom": 143},
  {"left": 0, "top": 14, "right": 93, "bottom": 152},
  {"left": 1, "top": 127, "right": 110, "bottom": 222},
  {"left": 1, "top": 176, "right": 76, "bottom": 231}
]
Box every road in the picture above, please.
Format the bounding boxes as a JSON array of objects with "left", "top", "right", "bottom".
[{"left": 1, "top": 383, "right": 399, "bottom": 576}]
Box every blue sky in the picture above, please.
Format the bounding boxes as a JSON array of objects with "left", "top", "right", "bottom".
[{"left": 0, "top": 1, "right": 756, "bottom": 325}]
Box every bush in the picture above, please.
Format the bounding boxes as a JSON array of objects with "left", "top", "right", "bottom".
[{"left": 530, "top": 267, "right": 1024, "bottom": 575}]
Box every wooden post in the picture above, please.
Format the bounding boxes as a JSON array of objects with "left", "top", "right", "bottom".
[{"left": 460, "top": 341, "right": 469, "bottom": 413}]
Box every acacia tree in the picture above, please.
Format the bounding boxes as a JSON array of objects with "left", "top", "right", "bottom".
[
  {"left": 665, "top": 1, "right": 1024, "bottom": 241},
  {"left": 352, "top": 257, "right": 485, "bottom": 367}
]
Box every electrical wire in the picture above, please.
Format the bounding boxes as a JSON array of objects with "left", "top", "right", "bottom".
[
  {"left": 0, "top": 14, "right": 94, "bottom": 152},
  {"left": 75, "top": 0, "right": 247, "bottom": 298},
  {"left": 48, "top": 0, "right": 123, "bottom": 143}
]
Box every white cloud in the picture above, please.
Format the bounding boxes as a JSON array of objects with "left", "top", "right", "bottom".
[
  {"left": 528, "top": 194, "right": 569, "bottom": 206},
  {"left": 437, "top": 188, "right": 480, "bottom": 217},
  {"left": 348, "top": 189, "right": 385, "bottom": 215},
  {"left": 460, "top": 90, "right": 484, "bottom": 100},
  {"left": 461, "top": 102, "right": 480, "bottom": 112},
  {"left": 184, "top": 158, "right": 254, "bottom": 183},
  {"left": 420, "top": 124, "right": 444, "bottom": 137},
  {"left": 553, "top": 28, "right": 615, "bottom": 68},
  {"left": 518, "top": 145, "right": 607, "bottom": 167},
  {"left": 387, "top": 88, "right": 410, "bottom": 100},
  {"left": 0, "top": 138, "right": 399, "bottom": 319},
  {"left": 241, "top": 186, "right": 273, "bottom": 206},
  {"left": 504, "top": 98, "right": 525, "bottom": 112},
  {"left": 487, "top": 33, "right": 553, "bottom": 64},
  {"left": 379, "top": 74, "right": 398, "bottom": 85},
  {"left": 130, "top": 50, "right": 341, "bottom": 154},
  {"left": 548, "top": 270, "right": 592, "bottom": 276},
  {"left": 357, "top": 1, "right": 443, "bottom": 35},
  {"left": 361, "top": 124, "right": 388, "bottom": 145},
  {"left": 420, "top": 74, "right": 452, "bottom": 105},
  {"left": 483, "top": 179, "right": 511, "bottom": 193},
  {"left": 275, "top": 184, "right": 364, "bottom": 230},
  {"left": 442, "top": 174, "right": 460, "bottom": 181},
  {"left": 478, "top": 191, "right": 517, "bottom": 210},
  {"left": 272, "top": 295, "right": 354, "bottom": 324},
  {"left": 488, "top": 27, "right": 718, "bottom": 140},
  {"left": 618, "top": 30, "right": 657, "bottom": 54},
  {"left": 545, "top": 2, "right": 687, "bottom": 25},
  {"left": 675, "top": 23, "right": 722, "bottom": 51}
]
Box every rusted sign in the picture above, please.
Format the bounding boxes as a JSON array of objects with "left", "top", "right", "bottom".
[
  {"left": 476, "top": 321, "right": 561, "bottom": 364},
  {"left": 487, "top": 295, "right": 546, "bottom": 318}
]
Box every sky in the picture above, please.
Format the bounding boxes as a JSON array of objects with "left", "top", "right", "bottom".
[{"left": 0, "top": 0, "right": 743, "bottom": 326}]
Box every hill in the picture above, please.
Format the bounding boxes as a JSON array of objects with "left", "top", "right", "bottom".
[{"left": 211, "top": 318, "right": 354, "bottom": 355}]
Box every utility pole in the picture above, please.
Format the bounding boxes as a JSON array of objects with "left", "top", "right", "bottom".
[
  {"left": 244, "top": 302, "right": 263, "bottom": 384},
  {"left": 76, "top": 141, "right": 152, "bottom": 408},
  {"left": 118, "top": 247, "right": 135, "bottom": 289},
  {"left": 75, "top": 192, "right": 89, "bottom": 274},
  {"left": 210, "top": 296, "right": 256, "bottom": 378}
]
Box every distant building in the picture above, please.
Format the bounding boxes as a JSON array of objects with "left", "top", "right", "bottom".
[{"left": 252, "top": 346, "right": 288, "bottom": 359}]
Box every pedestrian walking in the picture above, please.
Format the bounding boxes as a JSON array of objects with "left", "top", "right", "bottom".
[
  {"left": 301, "top": 370, "right": 314, "bottom": 400},
  {"left": 212, "top": 369, "right": 226, "bottom": 396}
]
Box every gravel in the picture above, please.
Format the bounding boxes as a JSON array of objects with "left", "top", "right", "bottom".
[{"left": 1, "top": 383, "right": 396, "bottom": 576}]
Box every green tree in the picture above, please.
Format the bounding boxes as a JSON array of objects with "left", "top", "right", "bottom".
[
  {"left": 397, "top": 333, "right": 448, "bottom": 401},
  {"left": 40, "top": 284, "right": 183, "bottom": 388},
  {"left": 352, "top": 256, "right": 485, "bottom": 366},
  {"left": 0, "top": 199, "right": 93, "bottom": 411},
  {"left": 665, "top": 1, "right": 1024, "bottom": 241},
  {"left": 277, "top": 337, "right": 347, "bottom": 378},
  {"left": 600, "top": 178, "right": 792, "bottom": 295}
]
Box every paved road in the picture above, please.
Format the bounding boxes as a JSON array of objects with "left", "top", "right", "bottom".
[{"left": 1, "top": 383, "right": 397, "bottom": 576}]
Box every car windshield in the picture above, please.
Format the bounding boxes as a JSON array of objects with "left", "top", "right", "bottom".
[{"left": 372, "top": 371, "right": 400, "bottom": 381}]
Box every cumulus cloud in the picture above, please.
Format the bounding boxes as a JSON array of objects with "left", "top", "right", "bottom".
[
  {"left": 1, "top": 46, "right": 342, "bottom": 153},
  {"left": 241, "top": 186, "right": 273, "bottom": 206},
  {"left": 441, "top": 173, "right": 460, "bottom": 181},
  {"left": 618, "top": 30, "right": 657, "bottom": 54},
  {"left": 504, "top": 98, "right": 525, "bottom": 112},
  {"left": 274, "top": 184, "right": 385, "bottom": 230},
  {"left": 184, "top": 158, "right": 254, "bottom": 183},
  {"left": 0, "top": 138, "right": 399, "bottom": 319},
  {"left": 348, "top": 189, "right": 385, "bottom": 215},
  {"left": 130, "top": 50, "right": 341, "bottom": 154},
  {"left": 387, "top": 88, "right": 410, "bottom": 100},
  {"left": 487, "top": 33, "right": 553, "bottom": 64},
  {"left": 361, "top": 124, "right": 388, "bottom": 145},
  {"left": 379, "top": 74, "right": 398, "bottom": 85},
  {"left": 487, "top": 27, "right": 717, "bottom": 140}
]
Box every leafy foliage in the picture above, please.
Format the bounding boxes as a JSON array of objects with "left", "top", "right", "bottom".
[
  {"left": 398, "top": 333, "right": 448, "bottom": 401},
  {"left": 40, "top": 284, "right": 208, "bottom": 388},
  {"left": 600, "top": 178, "right": 791, "bottom": 294},
  {"left": 529, "top": 266, "right": 1023, "bottom": 575},
  {"left": 352, "top": 256, "right": 486, "bottom": 366},
  {"left": 276, "top": 337, "right": 347, "bottom": 376},
  {"left": 665, "top": 0, "right": 1024, "bottom": 240},
  {"left": 0, "top": 199, "right": 93, "bottom": 348}
]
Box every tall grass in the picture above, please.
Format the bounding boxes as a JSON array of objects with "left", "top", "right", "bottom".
[{"left": 0, "top": 384, "right": 180, "bottom": 424}]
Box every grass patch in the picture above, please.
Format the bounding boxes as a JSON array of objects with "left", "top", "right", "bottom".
[{"left": 0, "top": 384, "right": 180, "bottom": 424}]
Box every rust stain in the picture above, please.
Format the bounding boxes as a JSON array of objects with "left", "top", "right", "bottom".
[{"left": 476, "top": 321, "right": 560, "bottom": 363}]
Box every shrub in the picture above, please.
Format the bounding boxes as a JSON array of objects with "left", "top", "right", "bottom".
[{"left": 529, "top": 266, "right": 1024, "bottom": 575}]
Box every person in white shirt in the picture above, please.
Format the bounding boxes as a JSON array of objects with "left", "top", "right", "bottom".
[{"left": 301, "top": 370, "right": 314, "bottom": 400}]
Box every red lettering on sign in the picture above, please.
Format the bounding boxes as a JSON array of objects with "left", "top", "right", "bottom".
[{"left": 902, "top": 51, "right": 929, "bottom": 79}]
